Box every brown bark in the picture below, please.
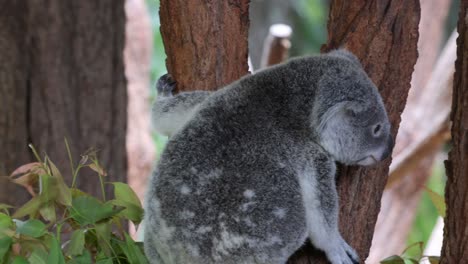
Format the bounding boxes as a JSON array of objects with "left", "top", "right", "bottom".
[
  {"left": 159, "top": 0, "right": 250, "bottom": 92},
  {"left": 0, "top": 1, "right": 30, "bottom": 205},
  {"left": 369, "top": 26, "right": 455, "bottom": 263},
  {"left": 441, "top": 0, "right": 468, "bottom": 263},
  {"left": 287, "top": 1, "right": 420, "bottom": 263},
  {"left": 0, "top": 1, "right": 127, "bottom": 205}
]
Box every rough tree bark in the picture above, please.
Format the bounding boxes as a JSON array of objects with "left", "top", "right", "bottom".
[
  {"left": 159, "top": 0, "right": 250, "bottom": 92},
  {"left": 288, "top": 1, "right": 420, "bottom": 263},
  {"left": 369, "top": 0, "right": 453, "bottom": 259},
  {"left": 441, "top": 0, "right": 468, "bottom": 262},
  {"left": 0, "top": 1, "right": 127, "bottom": 205}
]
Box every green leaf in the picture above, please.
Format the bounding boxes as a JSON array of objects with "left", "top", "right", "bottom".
[
  {"left": 118, "top": 233, "right": 149, "bottom": 264},
  {"left": 39, "top": 202, "right": 56, "bottom": 223},
  {"left": 112, "top": 183, "right": 142, "bottom": 208},
  {"left": 95, "top": 222, "right": 112, "bottom": 256},
  {"left": 11, "top": 256, "right": 29, "bottom": 264},
  {"left": 95, "top": 258, "right": 113, "bottom": 264},
  {"left": 0, "top": 213, "right": 13, "bottom": 230},
  {"left": 0, "top": 203, "right": 13, "bottom": 211},
  {"left": 380, "top": 255, "right": 405, "bottom": 264},
  {"left": 88, "top": 163, "right": 107, "bottom": 176},
  {"left": 66, "top": 230, "right": 85, "bottom": 256},
  {"left": 111, "top": 182, "right": 144, "bottom": 224},
  {"left": 38, "top": 174, "right": 58, "bottom": 203},
  {"left": 70, "top": 188, "right": 88, "bottom": 198},
  {"left": 68, "top": 250, "right": 92, "bottom": 264},
  {"left": 12, "top": 196, "right": 43, "bottom": 218},
  {"left": 0, "top": 236, "right": 12, "bottom": 262},
  {"left": 425, "top": 187, "right": 446, "bottom": 217},
  {"left": 96, "top": 251, "right": 113, "bottom": 264},
  {"left": 109, "top": 200, "right": 144, "bottom": 224},
  {"left": 28, "top": 247, "right": 48, "bottom": 264},
  {"left": 46, "top": 236, "right": 66, "bottom": 264},
  {"left": 69, "top": 196, "right": 122, "bottom": 226},
  {"left": 48, "top": 159, "right": 72, "bottom": 206},
  {"left": 403, "top": 258, "right": 419, "bottom": 264},
  {"left": 15, "top": 219, "right": 47, "bottom": 238},
  {"left": 401, "top": 241, "right": 424, "bottom": 258}
]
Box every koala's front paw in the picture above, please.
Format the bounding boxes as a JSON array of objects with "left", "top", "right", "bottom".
[
  {"left": 325, "top": 238, "right": 359, "bottom": 264},
  {"left": 156, "top": 74, "right": 176, "bottom": 97}
]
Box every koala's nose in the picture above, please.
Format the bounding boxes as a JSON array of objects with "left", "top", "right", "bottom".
[{"left": 381, "top": 136, "right": 394, "bottom": 160}]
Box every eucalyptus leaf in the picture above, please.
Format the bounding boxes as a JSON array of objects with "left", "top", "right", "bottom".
[
  {"left": 69, "top": 250, "right": 92, "bottom": 264},
  {"left": 0, "top": 236, "right": 12, "bottom": 262},
  {"left": 11, "top": 256, "right": 29, "bottom": 264},
  {"left": 118, "top": 233, "right": 149, "bottom": 264},
  {"left": 66, "top": 230, "right": 85, "bottom": 256},
  {"left": 109, "top": 199, "right": 144, "bottom": 224},
  {"left": 28, "top": 247, "right": 48, "bottom": 264},
  {"left": 39, "top": 174, "right": 58, "bottom": 202},
  {"left": 14, "top": 219, "right": 47, "bottom": 238},
  {"left": 39, "top": 203, "right": 56, "bottom": 223},
  {"left": 403, "top": 258, "right": 419, "bottom": 264},
  {"left": 12, "top": 196, "right": 43, "bottom": 218},
  {"left": 425, "top": 187, "right": 446, "bottom": 217},
  {"left": 112, "top": 182, "right": 142, "bottom": 208},
  {"left": 48, "top": 159, "right": 72, "bottom": 206},
  {"left": 95, "top": 222, "right": 112, "bottom": 256},
  {"left": 380, "top": 255, "right": 405, "bottom": 264},
  {"left": 0, "top": 213, "right": 13, "bottom": 230},
  {"left": 0, "top": 203, "right": 13, "bottom": 211},
  {"left": 46, "top": 236, "right": 66, "bottom": 264},
  {"left": 69, "top": 196, "right": 122, "bottom": 226},
  {"left": 95, "top": 250, "right": 114, "bottom": 264}
]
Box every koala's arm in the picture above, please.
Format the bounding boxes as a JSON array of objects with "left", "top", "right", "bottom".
[
  {"left": 152, "top": 74, "right": 211, "bottom": 137},
  {"left": 300, "top": 153, "right": 359, "bottom": 264}
]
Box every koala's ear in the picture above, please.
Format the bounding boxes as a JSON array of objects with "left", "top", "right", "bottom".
[{"left": 328, "top": 49, "right": 362, "bottom": 67}]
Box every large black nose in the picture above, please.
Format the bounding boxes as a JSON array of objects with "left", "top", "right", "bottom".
[{"left": 381, "top": 136, "right": 394, "bottom": 160}]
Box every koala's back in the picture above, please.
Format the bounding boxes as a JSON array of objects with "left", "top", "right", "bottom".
[{"left": 144, "top": 88, "right": 309, "bottom": 263}]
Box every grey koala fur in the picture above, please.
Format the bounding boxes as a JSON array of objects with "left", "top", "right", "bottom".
[{"left": 144, "top": 49, "right": 394, "bottom": 264}]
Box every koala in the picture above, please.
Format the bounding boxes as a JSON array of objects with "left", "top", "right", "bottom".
[{"left": 144, "top": 49, "right": 394, "bottom": 264}]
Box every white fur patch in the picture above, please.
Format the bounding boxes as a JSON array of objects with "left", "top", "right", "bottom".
[
  {"left": 243, "top": 189, "right": 255, "bottom": 199},
  {"left": 273, "top": 208, "right": 286, "bottom": 219},
  {"left": 195, "top": 226, "right": 213, "bottom": 234},
  {"left": 180, "top": 184, "right": 191, "bottom": 195},
  {"left": 180, "top": 210, "right": 195, "bottom": 219},
  {"left": 299, "top": 166, "right": 341, "bottom": 252}
]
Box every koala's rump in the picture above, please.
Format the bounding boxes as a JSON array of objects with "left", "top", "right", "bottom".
[{"left": 147, "top": 122, "right": 308, "bottom": 262}]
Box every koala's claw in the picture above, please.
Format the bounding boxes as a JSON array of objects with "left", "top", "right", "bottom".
[
  {"left": 325, "top": 238, "right": 360, "bottom": 264},
  {"left": 156, "top": 73, "right": 176, "bottom": 96}
]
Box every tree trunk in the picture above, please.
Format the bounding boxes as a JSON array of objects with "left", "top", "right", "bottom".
[
  {"left": 441, "top": 0, "right": 468, "bottom": 262},
  {"left": 288, "top": 1, "right": 420, "bottom": 263},
  {"left": 159, "top": 0, "right": 250, "bottom": 92},
  {"left": 0, "top": 1, "right": 127, "bottom": 205},
  {"left": 369, "top": 9, "right": 454, "bottom": 260}
]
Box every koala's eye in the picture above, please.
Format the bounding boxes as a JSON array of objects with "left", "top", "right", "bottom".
[{"left": 372, "top": 123, "right": 382, "bottom": 137}]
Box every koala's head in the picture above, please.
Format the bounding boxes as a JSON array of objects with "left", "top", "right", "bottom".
[{"left": 312, "top": 49, "right": 394, "bottom": 166}]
